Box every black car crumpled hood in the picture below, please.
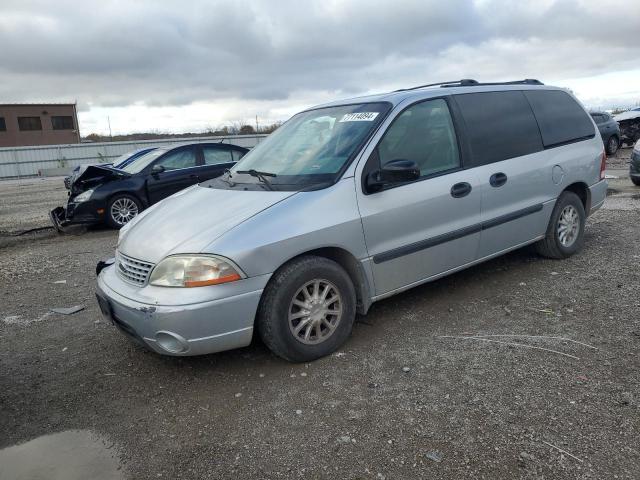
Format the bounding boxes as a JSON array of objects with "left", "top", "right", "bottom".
[{"left": 71, "top": 165, "right": 129, "bottom": 192}]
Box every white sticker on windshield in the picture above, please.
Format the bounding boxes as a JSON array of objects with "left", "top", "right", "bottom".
[{"left": 339, "top": 112, "right": 379, "bottom": 122}]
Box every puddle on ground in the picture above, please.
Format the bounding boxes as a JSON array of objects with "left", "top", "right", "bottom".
[{"left": 0, "top": 430, "right": 124, "bottom": 480}]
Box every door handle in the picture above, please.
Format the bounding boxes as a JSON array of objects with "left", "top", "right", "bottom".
[
  {"left": 489, "top": 172, "right": 507, "bottom": 187},
  {"left": 189, "top": 174, "right": 199, "bottom": 180},
  {"left": 450, "top": 182, "right": 472, "bottom": 198}
]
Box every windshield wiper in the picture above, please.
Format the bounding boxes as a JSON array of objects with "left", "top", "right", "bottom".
[{"left": 236, "top": 169, "right": 277, "bottom": 190}]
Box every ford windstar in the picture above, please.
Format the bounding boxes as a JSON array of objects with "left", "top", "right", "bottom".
[{"left": 96, "top": 79, "right": 607, "bottom": 362}]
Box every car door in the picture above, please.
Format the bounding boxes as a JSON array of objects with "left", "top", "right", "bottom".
[
  {"left": 197, "top": 144, "right": 237, "bottom": 182},
  {"left": 145, "top": 145, "right": 199, "bottom": 204},
  {"left": 451, "top": 91, "right": 550, "bottom": 259},
  {"left": 356, "top": 97, "right": 482, "bottom": 296}
]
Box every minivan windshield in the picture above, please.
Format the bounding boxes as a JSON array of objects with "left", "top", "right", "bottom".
[
  {"left": 207, "top": 102, "right": 391, "bottom": 191},
  {"left": 120, "top": 148, "right": 168, "bottom": 174}
]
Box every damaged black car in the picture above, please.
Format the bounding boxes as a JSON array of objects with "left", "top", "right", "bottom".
[
  {"left": 50, "top": 142, "right": 248, "bottom": 229},
  {"left": 614, "top": 107, "right": 640, "bottom": 147}
]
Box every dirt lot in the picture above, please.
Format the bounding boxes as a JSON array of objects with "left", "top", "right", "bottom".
[{"left": 1, "top": 151, "right": 639, "bottom": 479}]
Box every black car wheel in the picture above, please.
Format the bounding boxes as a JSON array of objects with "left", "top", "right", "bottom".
[
  {"left": 106, "top": 194, "right": 142, "bottom": 229},
  {"left": 632, "top": 177, "right": 640, "bottom": 186},
  {"left": 606, "top": 135, "right": 619, "bottom": 156},
  {"left": 257, "top": 256, "right": 356, "bottom": 362}
]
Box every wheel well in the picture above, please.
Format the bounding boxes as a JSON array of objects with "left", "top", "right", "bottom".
[
  {"left": 280, "top": 247, "right": 372, "bottom": 315},
  {"left": 563, "top": 182, "right": 591, "bottom": 215}
]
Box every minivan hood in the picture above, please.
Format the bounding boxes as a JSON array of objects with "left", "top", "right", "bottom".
[{"left": 117, "top": 185, "right": 297, "bottom": 263}]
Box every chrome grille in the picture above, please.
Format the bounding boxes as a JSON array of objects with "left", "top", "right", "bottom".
[{"left": 116, "top": 252, "right": 154, "bottom": 286}]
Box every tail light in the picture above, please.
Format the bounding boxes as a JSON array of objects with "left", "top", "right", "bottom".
[{"left": 600, "top": 150, "right": 606, "bottom": 180}]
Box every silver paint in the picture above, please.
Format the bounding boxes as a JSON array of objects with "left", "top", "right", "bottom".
[{"left": 98, "top": 83, "right": 608, "bottom": 356}]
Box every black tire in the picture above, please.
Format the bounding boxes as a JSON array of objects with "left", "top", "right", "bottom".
[
  {"left": 535, "top": 191, "right": 586, "bottom": 259},
  {"left": 257, "top": 256, "right": 356, "bottom": 362},
  {"left": 106, "top": 194, "right": 142, "bottom": 229},
  {"left": 605, "top": 135, "right": 619, "bottom": 156},
  {"left": 632, "top": 177, "right": 640, "bottom": 187}
]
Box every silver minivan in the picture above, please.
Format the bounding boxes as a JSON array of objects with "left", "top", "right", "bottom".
[{"left": 96, "top": 79, "right": 608, "bottom": 362}]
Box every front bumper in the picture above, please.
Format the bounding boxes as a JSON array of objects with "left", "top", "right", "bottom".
[
  {"left": 96, "top": 263, "right": 269, "bottom": 356},
  {"left": 49, "top": 199, "right": 106, "bottom": 230}
]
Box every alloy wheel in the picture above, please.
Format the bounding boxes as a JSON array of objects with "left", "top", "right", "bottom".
[
  {"left": 557, "top": 205, "right": 580, "bottom": 247},
  {"left": 288, "top": 279, "right": 343, "bottom": 345},
  {"left": 110, "top": 197, "right": 139, "bottom": 226}
]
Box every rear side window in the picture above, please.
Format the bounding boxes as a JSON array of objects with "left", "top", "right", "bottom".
[
  {"left": 524, "top": 90, "right": 595, "bottom": 148},
  {"left": 202, "top": 146, "right": 232, "bottom": 165},
  {"left": 454, "top": 91, "right": 543, "bottom": 167}
]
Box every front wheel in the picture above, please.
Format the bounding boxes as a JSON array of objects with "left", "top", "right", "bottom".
[
  {"left": 535, "top": 191, "right": 586, "bottom": 259},
  {"left": 257, "top": 256, "right": 356, "bottom": 362},
  {"left": 631, "top": 177, "right": 640, "bottom": 187},
  {"left": 106, "top": 194, "right": 142, "bottom": 229}
]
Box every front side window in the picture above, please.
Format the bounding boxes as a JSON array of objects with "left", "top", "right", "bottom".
[
  {"left": 0, "top": 117, "right": 6, "bottom": 132},
  {"left": 202, "top": 146, "right": 232, "bottom": 165},
  {"left": 51, "top": 116, "right": 74, "bottom": 130},
  {"left": 377, "top": 99, "right": 460, "bottom": 178},
  {"left": 155, "top": 148, "right": 197, "bottom": 170},
  {"left": 210, "top": 102, "right": 390, "bottom": 190},
  {"left": 18, "top": 116, "right": 42, "bottom": 131}
]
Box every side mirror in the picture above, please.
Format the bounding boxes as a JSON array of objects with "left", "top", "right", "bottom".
[
  {"left": 366, "top": 159, "right": 420, "bottom": 193},
  {"left": 151, "top": 164, "right": 165, "bottom": 175}
]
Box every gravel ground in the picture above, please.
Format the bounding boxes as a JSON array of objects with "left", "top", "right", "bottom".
[
  {"left": 0, "top": 176, "right": 68, "bottom": 233},
  {"left": 0, "top": 153, "right": 639, "bottom": 479}
]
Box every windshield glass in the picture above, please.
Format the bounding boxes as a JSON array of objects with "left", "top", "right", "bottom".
[
  {"left": 208, "top": 102, "right": 390, "bottom": 190},
  {"left": 111, "top": 152, "right": 133, "bottom": 168},
  {"left": 120, "top": 148, "right": 167, "bottom": 174}
]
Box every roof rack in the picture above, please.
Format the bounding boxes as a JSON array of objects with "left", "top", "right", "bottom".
[
  {"left": 440, "top": 79, "right": 544, "bottom": 88},
  {"left": 394, "top": 78, "right": 543, "bottom": 93},
  {"left": 394, "top": 79, "right": 478, "bottom": 92}
]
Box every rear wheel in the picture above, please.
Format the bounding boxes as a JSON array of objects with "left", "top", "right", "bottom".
[
  {"left": 106, "top": 194, "right": 141, "bottom": 229},
  {"left": 632, "top": 177, "right": 640, "bottom": 186},
  {"left": 606, "top": 135, "right": 619, "bottom": 156},
  {"left": 535, "top": 191, "right": 586, "bottom": 259},
  {"left": 257, "top": 256, "right": 356, "bottom": 362}
]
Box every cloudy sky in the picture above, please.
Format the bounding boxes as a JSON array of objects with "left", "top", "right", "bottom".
[{"left": 1, "top": 0, "right": 639, "bottom": 135}]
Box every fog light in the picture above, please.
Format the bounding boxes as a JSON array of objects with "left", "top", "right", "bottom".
[
  {"left": 155, "top": 331, "right": 188, "bottom": 353},
  {"left": 97, "top": 208, "right": 105, "bottom": 214}
]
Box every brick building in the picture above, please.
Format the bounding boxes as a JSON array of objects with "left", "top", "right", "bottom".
[{"left": 0, "top": 103, "right": 80, "bottom": 148}]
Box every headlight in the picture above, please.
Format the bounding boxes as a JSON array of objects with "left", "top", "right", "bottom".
[
  {"left": 149, "top": 255, "right": 244, "bottom": 287},
  {"left": 73, "top": 189, "right": 94, "bottom": 203}
]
